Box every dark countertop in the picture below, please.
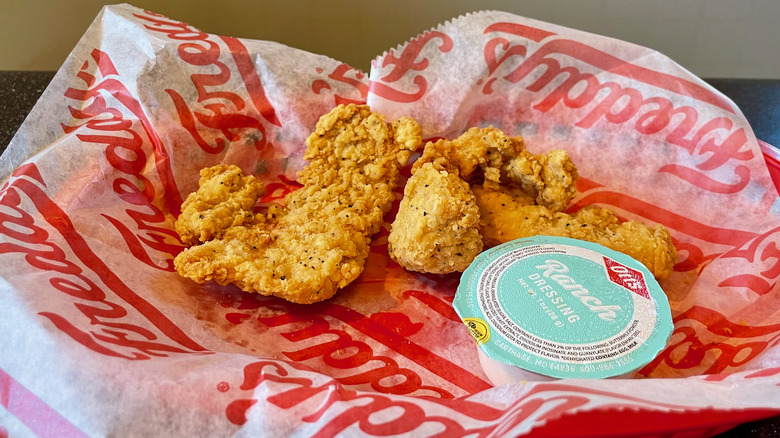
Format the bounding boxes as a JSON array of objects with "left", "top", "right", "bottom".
[
  {"left": 1, "top": 71, "right": 779, "bottom": 437},
  {"left": 0, "top": 71, "right": 55, "bottom": 153}
]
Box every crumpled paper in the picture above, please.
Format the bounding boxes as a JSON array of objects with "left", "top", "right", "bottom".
[{"left": 1, "top": 4, "right": 779, "bottom": 437}]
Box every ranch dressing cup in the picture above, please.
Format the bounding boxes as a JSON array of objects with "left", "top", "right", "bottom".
[{"left": 454, "top": 236, "right": 673, "bottom": 383}]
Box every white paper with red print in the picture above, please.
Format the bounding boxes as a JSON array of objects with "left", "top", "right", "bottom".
[{"left": 1, "top": 4, "right": 779, "bottom": 437}]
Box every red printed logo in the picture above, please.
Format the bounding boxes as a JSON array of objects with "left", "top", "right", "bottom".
[
  {"left": 0, "top": 164, "right": 208, "bottom": 359},
  {"left": 222, "top": 292, "right": 490, "bottom": 399},
  {"left": 220, "top": 358, "right": 687, "bottom": 436},
  {"left": 603, "top": 257, "right": 650, "bottom": 299},
  {"left": 312, "top": 64, "right": 368, "bottom": 106},
  {"left": 133, "top": 11, "right": 281, "bottom": 155},
  {"left": 481, "top": 23, "right": 756, "bottom": 196},
  {"left": 369, "top": 30, "right": 453, "bottom": 103},
  {"left": 62, "top": 48, "right": 183, "bottom": 270}
]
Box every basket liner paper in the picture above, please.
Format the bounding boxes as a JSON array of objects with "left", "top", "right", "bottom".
[{"left": 1, "top": 4, "right": 780, "bottom": 437}]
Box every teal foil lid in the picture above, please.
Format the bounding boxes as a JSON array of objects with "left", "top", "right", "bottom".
[{"left": 454, "top": 236, "right": 673, "bottom": 380}]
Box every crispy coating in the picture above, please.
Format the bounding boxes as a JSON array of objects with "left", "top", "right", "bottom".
[
  {"left": 413, "top": 127, "right": 578, "bottom": 211},
  {"left": 507, "top": 149, "right": 579, "bottom": 212},
  {"left": 387, "top": 162, "right": 482, "bottom": 274},
  {"left": 390, "top": 125, "right": 676, "bottom": 278},
  {"left": 175, "top": 165, "right": 265, "bottom": 247},
  {"left": 472, "top": 185, "right": 678, "bottom": 279},
  {"left": 388, "top": 127, "right": 578, "bottom": 273},
  {"left": 174, "top": 104, "right": 422, "bottom": 304}
]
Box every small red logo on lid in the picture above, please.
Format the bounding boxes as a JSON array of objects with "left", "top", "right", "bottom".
[{"left": 603, "top": 257, "right": 650, "bottom": 299}]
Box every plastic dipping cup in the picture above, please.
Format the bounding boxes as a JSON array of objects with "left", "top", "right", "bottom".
[{"left": 453, "top": 236, "right": 673, "bottom": 383}]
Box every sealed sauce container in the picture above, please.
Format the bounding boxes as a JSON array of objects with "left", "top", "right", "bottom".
[{"left": 454, "top": 236, "right": 673, "bottom": 383}]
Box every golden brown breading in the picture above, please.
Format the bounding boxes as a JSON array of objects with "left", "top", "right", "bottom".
[
  {"left": 388, "top": 127, "right": 578, "bottom": 274},
  {"left": 413, "top": 127, "right": 578, "bottom": 211},
  {"left": 390, "top": 125, "right": 676, "bottom": 278},
  {"left": 507, "top": 149, "right": 579, "bottom": 212},
  {"left": 387, "top": 162, "right": 482, "bottom": 274},
  {"left": 175, "top": 165, "right": 266, "bottom": 247},
  {"left": 472, "top": 185, "right": 678, "bottom": 279},
  {"left": 174, "top": 104, "right": 422, "bottom": 304}
]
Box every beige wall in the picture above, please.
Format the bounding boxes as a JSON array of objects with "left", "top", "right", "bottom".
[{"left": 2, "top": 0, "right": 779, "bottom": 78}]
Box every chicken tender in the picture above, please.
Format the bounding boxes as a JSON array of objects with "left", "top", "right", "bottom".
[
  {"left": 387, "top": 162, "right": 482, "bottom": 274},
  {"left": 175, "top": 165, "right": 265, "bottom": 247},
  {"left": 174, "top": 104, "right": 422, "bottom": 304},
  {"left": 388, "top": 127, "right": 577, "bottom": 274},
  {"left": 472, "top": 185, "right": 678, "bottom": 279},
  {"left": 413, "top": 127, "right": 578, "bottom": 211},
  {"left": 390, "top": 125, "right": 677, "bottom": 278},
  {"left": 508, "top": 149, "right": 579, "bottom": 212}
]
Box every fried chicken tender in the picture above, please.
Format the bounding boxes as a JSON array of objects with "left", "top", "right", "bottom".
[
  {"left": 174, "top": 104, "right": 422, "bottom": 304},
  {"left": 472, "top": 185, "right": 678, "bottom": 279},
  {"left": 389, "top": 125, "right": 677, "bottom": 278},
  {"left": 413, "top": 127, "right": 578, "bottom": 211},
  {"left": 175, "top": 165, "right": 265, "bottom": 247},
  {"left": 387, "top": 162, "right": 482, "bottom": 274},
  {"left": 388, "top": 127, "right": 578, "bottom": 273}
]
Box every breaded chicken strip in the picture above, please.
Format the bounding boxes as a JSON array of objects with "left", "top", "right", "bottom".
[
  {"left": 174, "top": 104, "right": 422, "bottom": 304},
  {"left": 472, "top": 185, "right": 678, "bottom": 279},
  {"left": 390, "top": 125, "right": 676, "bottom": 278},
  {"left": 175, "top": 165, "right": 265, "bottom": 247},
  {"left": 387, "top": 161, "right": 482, "bottom": 274},
  {"left": 388, "top": 127, "right": 577, "bottom": 274},
  {"left": 413, "top": 127, "right": 578, "bottom": 211}
]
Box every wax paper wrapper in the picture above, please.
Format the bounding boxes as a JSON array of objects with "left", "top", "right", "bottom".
[{"left": 2, "top": 4, "right": 780, "bottom": 437}]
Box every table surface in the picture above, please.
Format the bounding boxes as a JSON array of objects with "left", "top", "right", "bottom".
[{"left": 1, "top": 71, "right": 779, "bottom": 438}]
